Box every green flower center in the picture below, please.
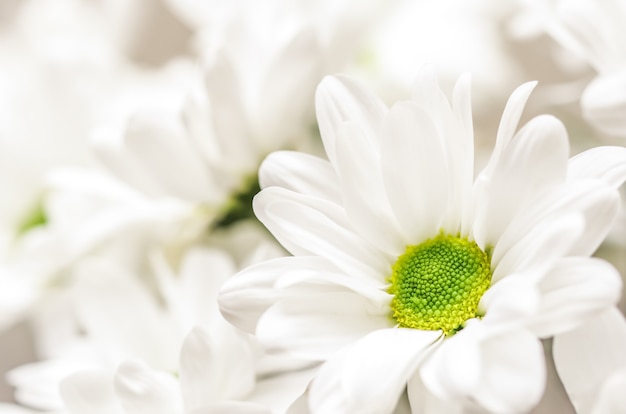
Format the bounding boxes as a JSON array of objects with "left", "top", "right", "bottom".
[{"left": 387, "top": 233, "right": 492, "bottom": 336}]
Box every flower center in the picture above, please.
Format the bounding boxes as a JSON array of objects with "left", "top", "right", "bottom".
[{"left": 387, "top": 233, "right": 492, "bottom": 336}]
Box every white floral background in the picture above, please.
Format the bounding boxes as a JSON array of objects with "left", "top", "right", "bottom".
[{"left": 0, "top": 0, "right": 625, "bottom": 413}]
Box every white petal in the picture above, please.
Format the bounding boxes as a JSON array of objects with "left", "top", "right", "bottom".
[
  {"left": 590, "top": 367, "right": 626, "bottom": 414},
  {"left": 256, "top": 292, "right": 391, "bottom": 360},
  {"left": 114, "top": 361, "right": 181, "bottom": 414},
  {"left": 568, "top": 145, "right": 626, "bottom": 189},
  {"left": 420, "top": 326, "right": 482, "bottom": 399},
  {"left": 273, "top": 262, "right": 391, "bottom": 307},
  {"left": 491, "top": 213, "right": 585, "bottom": 284},
  {"left": 203, "top": 49, "right": 255, "bottom": 167},
  {"left": 178, "top": 248, "right": 236, "bottom": 328},
  {"left": 219, "top": 256, "right": 321, "bottom": 333},
  {"left": 492, "top": 180, "right": 619, "bottom": 261},
  {"left": 554, "top": 307, "right": 626, "bottom": 414},
  {"left": 530, "top": 257, "right": 622, "bottom": 338},
  {"left": 450, "top": 72, "right": 476, "bottom": 234},
  {"left": 479, "top": 274, "right": 540, "bottom": 330},
  {"left": 471, "top": 329, "right": 545, "bottom": 413},
  {"left": 258, "top": 151, "right": 341, "bottom": 200},
  {"left": 381, "top": 101, "right": 449, "bottom": 243},
  {"left": 315, "top": 75, "right": 387, "bottom": 166},
  {"left": 581, "top": 71, "right": 626, "bottom": 137},
  {"left": 123, "top": 112, "right": 216, "bottom": 203},
  {"left": 335, "top": 121, "right": 405, "bottom": 254},
  {"left": 179, "top": 327, "right": 255, "bottom": 409},
  {"left": 246, "top": 365, "right": 318, "bottom": 414},
  {"left": 91, "top": 127, "right": 166, "bottom": 198},
  {"left": 253, "top": 187, "right": 391, "bottom": 280},
  {"left": 8, "top": 360, "right": 86, "bottom": 411},
  {"left": 481, "top": 81, "right": 537, "bottom": 176},
  {"left": 407, "top": 373, "right": 464, "bottom": 414},
  {"left": 410, "top": 65, "right": 452, "bottom": 118},
  {"left": 60, "top": 370, "right": 123, "bottom": 414},
  {"left": 73, "top": 262, "right": 179, "bottom": 370},
  {"left": 254, "top": 28, "right": 321, "bottom": 151},
  {"left": 309, "top": 329, "right": 441, "bottom": 414},
  {"left": 218, "top": 256, "right": 389, "bottom": 334},
  {"left": 473, "top": 114, "right": 569, "bottom": 247}
]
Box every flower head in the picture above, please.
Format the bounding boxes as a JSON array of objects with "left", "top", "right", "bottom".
[{"left": 220, "top": 67, "right": 626, "bottom": 413}]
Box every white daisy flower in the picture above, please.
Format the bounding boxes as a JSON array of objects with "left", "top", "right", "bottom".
[
  {"left": 5, "top": 226, "right": 312, "bottom": 414},
  {"left": 219, "top": 67, "right": 626, "bottom": 413},
  {"left": 93, "top": 0, "right": 390, "bottom": 232}
]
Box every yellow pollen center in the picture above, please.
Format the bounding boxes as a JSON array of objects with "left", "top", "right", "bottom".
[{"left": 387, "top": 233, "right": 492, "bottom": 336}]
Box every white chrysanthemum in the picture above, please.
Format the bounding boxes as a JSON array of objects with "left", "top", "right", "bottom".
[
  {"left": 4, "top": 227, "right": 312, "bottom": 414},
  {"left": 219, "top": 67, "right": 626, "bottom": 413},
  {"left": 92, "top": 0, "right": 389, "bottom": 231}
]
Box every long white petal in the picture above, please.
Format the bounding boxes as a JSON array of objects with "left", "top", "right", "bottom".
[
  {"left": 60, "top": 370, "right": 123, "bottom": 414},
  {"left": 481, "top": 81, "right": 537, "bottom": 176},
  {"left": 567, "top": 145, "right": 626, "bottom": 189},
  {"left": 256, "top": 291, "right": 391, "bottom": 361},
  {"left": 471, "top": 329, "right": 545, "bottom": 413},
  {"left": 309, "top": 329, "right": 441, "bottom": 414},
  {"left": 473, "top": 114, "right": 569, "bottom": 247},
  {"left": 335, "top": 121, "right": 405, "bottom": 255},
  {"left": 114, "top": 361, "right": 182, "bottom": 414},
  {"left": 315, "top": 75, "right": 387, "bottom": 166},
  {"left": 381, "top": 101, "right": 449, "bottom": 244},
  {"left": 530, "top": 257, "right": 622, "bottom": 338},
  {"left": 253, "top": 187, "right": 391, "bottom": 280},
  {"left": 554, "top": 308, "right": 626, "bottom": 414},
  {"left": 258, "top": 151, "right": 340, "bottom": 200}
]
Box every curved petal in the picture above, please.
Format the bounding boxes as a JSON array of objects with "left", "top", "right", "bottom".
[
  {"left": 253, "top": 187, "right": 391, "bottom": 280},
  {"left": 479, "top": 274, "right": 540, "bottom": 331},
  {"left": 420, "top": 325, "right": 482, "bottom": 399},
  {"left": 60, "top": 370, "right": 123, "bottom": 414},
  {"left": 590, "top": 367, "right": 626, "bottom": 414},
  {"left": 567, "top": 145, "right": 626, "bottom": 189},
  {"left": 315, "top": 75, "right": 387, "bottom": 166},
  {"left": 471, "top": 329, "right": 545, "bottom": 413},
  {"left": 91, "top": 128, "right": 166, "bottom": 199},
  {"left": 491, "top": 213, "right": 585, "bottom": 284},
  {"left": 554, "top": 307, "right": 626, "bottom": 414},
  {"left": 334, "top": 121, "right": 405, "bottom": 254},
  {"left": 451, "top": 72, "right": 476, "bottom": 234},
  {"left": 481, "top": 81, "right": 537, "bottom": 176},
  {"left": 73, "top": 262, "right": 179, "bottom": 370},
  {"left": 381, "top": 101, "right": 450, "bottom": 243},
  {"left": 179, "top": 327, "right": 255, "bottom": 409},
  {"left": 245, "top": 365, "right": 318, "bottom": 414},
  {"left": 581, "top": 71, "right": 626, "bottom": 137},
  {"left": 309, "top": 329, "right": 441, "bottom": 414},
  {"left": 258, "top": 151, "right": 340, "bottom": 201},
  {"left": 492, "top": 180, "right": 619, "bottom": 261},
  {"left": 473, "top": 114, "right": 569, "bottom": 247},
  {"left": 530, "top": 257, "right": 622, "bottom": 338},
  {"left": 256, "top": 291, "right": 392, "bottom": 361},
  {"left": 407, "top": 371, "right": 464, "bottom": 414},
  {"left": 114, "top": 361, "right": 181, "bottom": 414},
  {"left": 219, "top": 256, "right": 342, "bottom": 333},
  {"left": 124, "top": 112, "right": 216, "bottom": 203},
  {"left": 203, "top": 49, "right": 255, "bottom": 167},
  {"left": 254, "top": 28, "right": 321, "bottom": 151}
]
